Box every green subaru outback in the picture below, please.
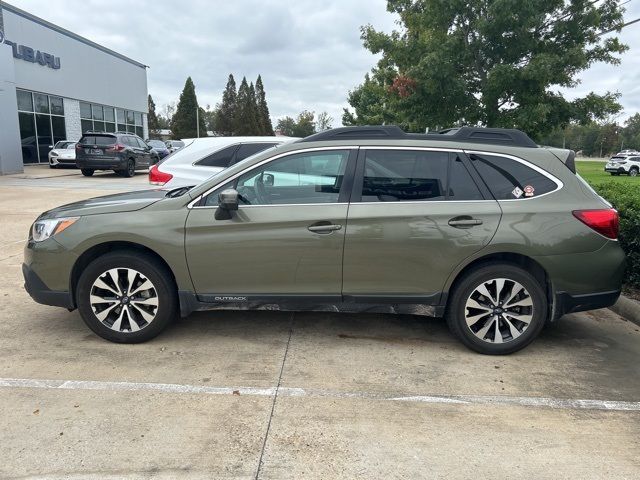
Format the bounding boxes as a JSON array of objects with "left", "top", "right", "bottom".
[{"left": 23, "top": 126, "right": 625, "bottom": 354}]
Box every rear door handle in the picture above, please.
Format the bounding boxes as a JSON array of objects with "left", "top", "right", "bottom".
[
  {"left": 308, "top": 224, "right": 342, "bottom": 233},
  {"left": 448, "top": 216, "right": 483, "bottom": 228}
]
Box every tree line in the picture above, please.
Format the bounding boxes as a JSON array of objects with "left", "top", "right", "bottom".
[
  {"left": 538, "top": 114, "right": 640, "bottom": 157},
  {"left": 148, "top": 75, "right": 334, "bottom": 139}
]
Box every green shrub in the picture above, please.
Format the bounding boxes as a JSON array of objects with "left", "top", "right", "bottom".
[{"left": 592, "top": 183, "right": 640, "bottom": 288}]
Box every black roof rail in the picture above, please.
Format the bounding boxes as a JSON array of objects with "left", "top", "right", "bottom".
[{"left": 300, "top": 125, "right": 538, "bottom": 148}]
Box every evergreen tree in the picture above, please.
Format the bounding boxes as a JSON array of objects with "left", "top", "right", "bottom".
[
  {"left": 171, "top": 77, "right": 207, "bottom": 138},
  {"left": 217, "top": 74, "right": 238, "bottom": 136},
  {"left": 235, "top": 77, "right": 259, "bottom": 135},
  {"left": 255, "top": 75, "right": 274, "bottom": 135},
  {"left": 147, "top": 95, "right": 161, "bottom": 139}
]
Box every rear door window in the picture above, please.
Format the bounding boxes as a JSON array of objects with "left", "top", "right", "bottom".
[
  {"left": 196, "top": 145, "right": 239, "bottom": 168},
  {"left": 232, "top": 143, "right": 278, "bottom": 165},
  {"left": 469, "top": 153, "right": 558, "bottom": 200},
  {"left": 359, "top": 150, "right": 483, "bottom": 202}
]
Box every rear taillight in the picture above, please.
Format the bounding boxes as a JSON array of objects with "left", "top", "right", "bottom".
[
  {"left": 106, "top": 144, "right": 126, "bottom": 153},
  {"left": 572, "top": 209, "right": 619, "bottom": 240},
  {"left": 75, "top": 144, "right": 82, "bottom": 152},
  {"left": 149, "top": 164, "right": 173, "bottom": 185}
]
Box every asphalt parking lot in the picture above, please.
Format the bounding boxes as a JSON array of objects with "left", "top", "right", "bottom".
[{"left": 1, "top": 166, "right": 639, "bottom": 479}]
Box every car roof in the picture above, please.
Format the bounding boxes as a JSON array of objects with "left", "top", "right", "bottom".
[{"left": 160, "top": 136, "right": 300, "bottom": 167}]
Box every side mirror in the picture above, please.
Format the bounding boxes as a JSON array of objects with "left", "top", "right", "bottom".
[
  {"left": 263, "top": 173, "right": 275, "bottom": 187},
  {"left": 48, "top": 145, "right": 54, "bottom": 149},
  {"left": 214, "top": 189, "right": 239, "bottom": 220}
]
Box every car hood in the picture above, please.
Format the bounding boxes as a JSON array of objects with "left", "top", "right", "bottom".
[{"left": 39, "top": 189, "right": 169, "bottom": 219}]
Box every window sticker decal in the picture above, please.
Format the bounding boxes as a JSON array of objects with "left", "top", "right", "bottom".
[
  {"left": 512, "top": 186, "right": 523, "bottom": 198},
  {"left": 524, "top": 185, "right": 535, "bottom": 197}
]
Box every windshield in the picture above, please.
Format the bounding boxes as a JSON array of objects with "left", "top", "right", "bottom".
[
  {"left": 55, "top": 141, "right": 74, "bottom": 149},
  {"left": 147, "top": 140, "right": 165, "bottom": 148}
]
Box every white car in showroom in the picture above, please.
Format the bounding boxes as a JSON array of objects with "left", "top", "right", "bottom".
[
  {"left": 48, "top": 141, "right": 77, "bottom": 168},
  {"left": 150, "top": 136, "right": 298, "bottom": 188},
  {"left": 605, "top": 154, "right": 640, "bottom": 176}
]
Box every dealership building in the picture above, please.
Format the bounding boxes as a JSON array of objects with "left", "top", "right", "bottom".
[{"left": 0, "top": 2, "right": 148, "bottom": 174}]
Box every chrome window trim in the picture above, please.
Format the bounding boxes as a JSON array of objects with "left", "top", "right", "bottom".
[
  {"left": 188, "top": 146, "right": 359, "bottom": 209},
  {"left": 363, "top": 146, "right": 463, "bottom": 153}
]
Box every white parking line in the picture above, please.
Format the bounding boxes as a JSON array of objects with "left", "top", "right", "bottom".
[{"left": 1, "top": 377, "right": 639, "bottom": 411}]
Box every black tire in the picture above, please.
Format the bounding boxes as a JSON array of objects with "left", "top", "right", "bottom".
[
  {"left": 629, "top": 167, "right": 638, "bottom": 177},
  {"left": 81, "top": 168, "right": 94, "bottom": 177},
  {"left": 76, "top": 251, "right": 178, "bottom": 343},
  {"left": 49, "top": 163, "right": 56, "bottom": 169},
  {"left": 446, "top": 263, "right": 547, "bottom": 355},
  {"left": 120, "top": 159, "right": 136, "bottom": 178}
]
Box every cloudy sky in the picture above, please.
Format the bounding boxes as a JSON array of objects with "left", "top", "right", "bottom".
[{"left": 9, "top": 0, "right": 640, "bottom": 126}]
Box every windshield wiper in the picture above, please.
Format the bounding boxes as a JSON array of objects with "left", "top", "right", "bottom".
[{"left": 165, "top": 186, "right": 194, "bottom": 198}]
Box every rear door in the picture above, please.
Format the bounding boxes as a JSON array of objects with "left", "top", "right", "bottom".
[
  {"left": 342, "top": 147, "right": 502, "bottom": 303},
  {"left": 134, "top": 136, "right": 151, "bottom": 166}
]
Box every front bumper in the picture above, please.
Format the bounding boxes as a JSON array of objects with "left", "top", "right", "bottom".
[
  {"left": 22, "top": 263, "right": 74, "bottom": 309},
  {"left": 605, "top": 165, "right": 627, "bottom": 173}
]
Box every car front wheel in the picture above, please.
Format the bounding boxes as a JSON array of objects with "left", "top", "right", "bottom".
[
  {"left": 446, "top": 263, "right": 547, "bottom": 355},
  {"left": 81, "top": 168, "right": 94, "bottom": 177},
  {"left": 76, "top": 251, "right": 177, "bottom": 343},
  {"left": 629, "top": 167, "right": 638, "bottom": 177}
]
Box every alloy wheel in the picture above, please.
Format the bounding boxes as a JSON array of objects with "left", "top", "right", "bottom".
[
  {"left": 89, "top": 268, "right": 159, "bottom": 333},
  {"left": 464, "top": 278, "right": 533, "bottom": 344}
]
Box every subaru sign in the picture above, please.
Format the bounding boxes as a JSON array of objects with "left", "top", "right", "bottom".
[{"left": 2, "top": 37, "right": 61, "bottom": 69}]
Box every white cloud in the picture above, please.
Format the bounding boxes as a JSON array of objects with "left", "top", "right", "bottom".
[{"left": 8, "top": 0, "right": 639, "bottom": 126}]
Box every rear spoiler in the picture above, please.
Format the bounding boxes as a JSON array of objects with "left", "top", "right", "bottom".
[{"left": 546, "top": 148, "right": 576, "bottom": 174}]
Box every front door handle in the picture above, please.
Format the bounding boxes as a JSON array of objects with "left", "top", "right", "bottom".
[
  {"left": 308, "top": 223, "right": 342, "bottom": 233},
  {"left": 448, "top": 216, "right": 483, "bottom": 228}
]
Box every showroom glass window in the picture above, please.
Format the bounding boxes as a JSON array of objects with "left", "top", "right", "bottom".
[
  {"left": 81, "top": 102, "right": 143, "bottom": 137},
  {"left": 16, "top": 89, "right": 66, "bottom": 164},
  {"left": 360, "top": 149, "right": 484, "bottom": 202}
]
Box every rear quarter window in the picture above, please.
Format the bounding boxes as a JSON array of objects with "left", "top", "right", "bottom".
[{"left": 469, "top": 153, "right": 558, "bottom": 200}]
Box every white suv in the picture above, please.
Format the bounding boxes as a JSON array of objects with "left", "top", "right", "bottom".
[
  {"left": 149, "top": 136, "right": 298, "bottom": 188},
  {"left": 605, "top": 155, "right": 640, "bottom": 176}
]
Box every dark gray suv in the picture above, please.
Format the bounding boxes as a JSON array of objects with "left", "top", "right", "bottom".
[{"left": 76, "top": 132, "right": 158, "bottom": 177}]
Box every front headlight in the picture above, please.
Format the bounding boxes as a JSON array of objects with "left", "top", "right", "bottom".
[
  {"left": 50, "top": 151, "right": 58, "bottom": 157},
  {"left": 31, "top": 217, "right": 79, "bottom": 242}
]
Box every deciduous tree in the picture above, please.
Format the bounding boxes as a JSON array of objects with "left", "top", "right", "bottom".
[{"left": 344, "top": 0, "right": 628, "bottom": 137}]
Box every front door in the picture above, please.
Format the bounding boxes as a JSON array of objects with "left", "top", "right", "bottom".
[
  {"left": 185, "top": 148, "right": 357, "bottom": 301},
  {"left": 342, "top": 148, "right": 502, "bottom": 303}
]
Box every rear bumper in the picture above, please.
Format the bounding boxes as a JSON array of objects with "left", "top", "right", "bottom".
[
  {"left": 76, "top": 156, "right": 127, "bottom": 170},
  {"left": 555, "top": 289, "right": 621, "bottom": 316},
  {"left": 605, "top": 166, "right": 627, "bottom": 173},
  {"left": 22, "top": 263, "right": 74, "bottom": 309}
]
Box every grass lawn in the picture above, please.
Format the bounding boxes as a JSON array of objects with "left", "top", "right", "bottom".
[{"left": 576, "top": 160, "right": 640, "bottom": 186}]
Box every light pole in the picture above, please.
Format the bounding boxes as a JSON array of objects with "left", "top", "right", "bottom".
[{"left": 196, "top": 106, "right": 200, "bottom": 138}]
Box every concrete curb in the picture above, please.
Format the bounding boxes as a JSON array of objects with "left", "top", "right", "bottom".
[{"left": 609, "top": 295, "right": 640, "bottom": 326}]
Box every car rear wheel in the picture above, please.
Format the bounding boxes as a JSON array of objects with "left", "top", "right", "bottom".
[
  {"left": 81, "top": 168, "right": 94, "bottom": 177},
  {"left": 76, "top": 251, "right": 177, "bottom": 343},
  {"left": 446, "top": 263, "right": 547, "bottom": 355},
  {"left": 629, "top": 167, "right": 638, "bottom": 177},
  {"left": 121, "top": 159, "right": 136, "bottom": 177}
]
